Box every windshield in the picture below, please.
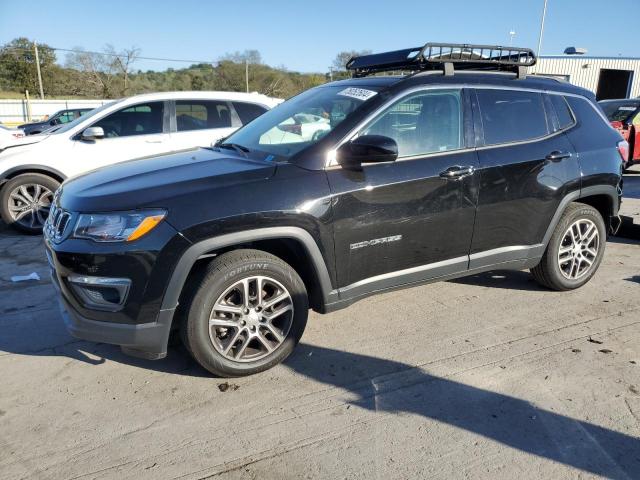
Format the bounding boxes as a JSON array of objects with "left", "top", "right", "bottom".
[
  {"left": 53, "top": 101, "right": 117, "bottom": 134},
  {"left": 600, "top": 101, "right": 640, "bottom": 122},
  {"left": 222, "top": 85, "right": 380, "bottom": 161}
]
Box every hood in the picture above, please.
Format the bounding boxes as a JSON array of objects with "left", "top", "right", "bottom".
[
  {"left": 0, "top": 133, "right": 49, "bottom": 152},
  {"left": 58, "top": 147, "right": 277, "bottom": 212}
]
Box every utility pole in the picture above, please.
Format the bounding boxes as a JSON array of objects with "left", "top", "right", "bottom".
[
  {"left": 328, "top": 67, "right": 333, "bottom": 82},
  {"left": 33, "top": 42, "right": 45, "bottom": 99},
  {"left": 245, "top": 59, "right": 249, "bottom": 93},
  {"left": 536, "top": 0, "right": 549, "bottom": 58}
]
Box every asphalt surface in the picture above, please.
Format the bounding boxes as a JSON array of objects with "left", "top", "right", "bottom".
[{"left": 0, "top": 172, "right": 639, "bottom": 480}]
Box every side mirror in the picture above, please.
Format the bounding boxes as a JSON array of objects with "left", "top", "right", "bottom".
[
  {"left": 338, "top": 135, "right": 398, "bottom": 169},
  {"left": 81, "top": 126, "right": 105, "bottom": 141}
]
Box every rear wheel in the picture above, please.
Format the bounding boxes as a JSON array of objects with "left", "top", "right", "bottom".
[
  {"left": 531, "top": 203, "right": 605, "bottom": 290},
  {"left": 181, "top": 249, "right": 308, "bottom": 377},
  {"left": 0, "top": 173, "right": 59, "bottom": 234}
]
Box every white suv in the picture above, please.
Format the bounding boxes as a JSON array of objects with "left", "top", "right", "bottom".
[{"left": 0, "top": 91, "right": 281, "bottom": 233}]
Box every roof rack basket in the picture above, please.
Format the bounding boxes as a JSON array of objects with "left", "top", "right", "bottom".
[{"left": 346, "top": 42, "right": 536, "bottom": 79}]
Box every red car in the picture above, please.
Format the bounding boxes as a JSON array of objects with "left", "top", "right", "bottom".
[{"left": 599, "top": 99, "right": 640, "bottom": 170}]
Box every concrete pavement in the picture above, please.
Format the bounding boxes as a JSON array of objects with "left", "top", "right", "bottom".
[{"left": 0, "top": 173, "right": 639, "bottom": 480}]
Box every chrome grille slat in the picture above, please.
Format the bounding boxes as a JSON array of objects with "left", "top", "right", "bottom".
[{"left": 45, "top": 204, "right": 71, "bottom": 243}]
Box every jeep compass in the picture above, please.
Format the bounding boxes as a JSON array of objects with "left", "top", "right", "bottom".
[{"left": 44, "top": 43, "right": 625, "bottom": 377}]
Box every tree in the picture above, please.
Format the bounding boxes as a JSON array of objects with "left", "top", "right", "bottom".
[
  {"left": 0, "top": 37, "right": 56, "bottom": 94},
  {"left": 104, "top": 44, "right": 140, "bottom": 96},
  {"left": 332, "top": 50, "right": 371, "bottom": 71},
  {"left": 64, "top": 44, "right": 140, "bottom": 98},
  {"left": 220, "top": 49, "right": 262, "bottom": 65},
  {"left": 64, "top": 47, "right": 117, "bottom": 97}
]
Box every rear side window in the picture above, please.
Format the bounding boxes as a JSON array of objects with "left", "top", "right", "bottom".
[
  {"left": 233, "top": 102, "right": 268, "bottom": 125},
  {"left": 176, "top": 100, "right": 232, "bottom": 131},
  {"left": 477, "top": 89, "right": 549, "bottom": 145},
  {"left": 549, "top": 94, "right": 575, "bottom": 130}
]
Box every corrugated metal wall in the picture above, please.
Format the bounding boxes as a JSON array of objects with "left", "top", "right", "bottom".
[
  {"left": 0, "top": 99, "right": 108, "bottom": 125},
  {"left": 533, "top": 56, "right": 640, "bottom": 97}
]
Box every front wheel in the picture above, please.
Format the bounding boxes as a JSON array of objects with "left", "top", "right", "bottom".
[
  {"left": 181, "top": 249, "right": 309, "bottom": 377},
  {"left": 0, "top": 173, "right": 59, "bottom": 234},
  {"left": 531, "top": 202, "right": 606, "bottom": 291}
]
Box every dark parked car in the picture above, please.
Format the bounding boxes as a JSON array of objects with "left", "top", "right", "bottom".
[
  {"left": 19, "top": 108, "right": 93, "bottom": 135},
  {"left": 45, "top": 43, "right": 625, "bottom": 377},
  {"left": 599, "top": 99, "right": 640, "bottom": 170}
]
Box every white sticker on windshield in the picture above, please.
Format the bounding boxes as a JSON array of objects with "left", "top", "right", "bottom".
[
  {"left": 337, "top": 87, "right": 378, "bottom": 101},
  {"left": 619, "top": 106, "right": 637, "bottom": 111}
]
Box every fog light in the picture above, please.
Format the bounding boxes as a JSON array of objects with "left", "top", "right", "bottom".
[{"left": 67, "top": 275, "right": 131, "bottom": 311}]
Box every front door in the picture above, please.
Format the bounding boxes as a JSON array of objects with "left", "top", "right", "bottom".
[
  {"left": 69, "top": 101, "right": 170, "bottom": 177},
  {"left": 327, "top": 88, "right": 478, "bottom": 296}
]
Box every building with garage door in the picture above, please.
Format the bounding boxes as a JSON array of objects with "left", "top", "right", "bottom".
[{"left": 532, "top": 56, "right": 640, "bottom": 99}]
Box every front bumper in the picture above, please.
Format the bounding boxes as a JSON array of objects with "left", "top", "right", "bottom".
[{"left": 53, "top": 272, "right": 174, "bottom": 360}]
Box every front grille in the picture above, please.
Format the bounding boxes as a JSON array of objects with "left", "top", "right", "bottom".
[{"left": 45, "top": 204, "right": 72, "bottom": 243}]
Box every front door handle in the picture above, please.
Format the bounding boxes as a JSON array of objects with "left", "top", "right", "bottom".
[
  {"left": 546, "top": 151, "right": 572, "bottom": 162},
  {"left": 439, "top": 165, "right": 475, "bottom": 179}
]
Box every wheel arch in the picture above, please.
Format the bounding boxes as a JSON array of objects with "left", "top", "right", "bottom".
[
  {"left": 542, "top": 185, "right": 620, "bottom": 248},
  {"left": 0, "top": 165, "right": 66, "bottom": 185},
  {"left": 162, "top": 227, "right": 337, "bottom": 317}
]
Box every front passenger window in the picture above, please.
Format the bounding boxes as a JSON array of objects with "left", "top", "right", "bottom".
[
  {"left": 91, "top": 102, "right": 164, "bottom": 138},
  {"left": 362, "top": 90, "right": 463, "bottom": 157}
]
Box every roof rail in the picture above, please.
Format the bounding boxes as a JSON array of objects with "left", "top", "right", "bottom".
[{"left": 346, "top": 42, "right": 536, "bottom": 79}]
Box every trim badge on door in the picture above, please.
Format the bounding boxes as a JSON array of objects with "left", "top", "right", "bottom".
[{"left": 350, "top": 235, "right": 402, "bottom": 250}]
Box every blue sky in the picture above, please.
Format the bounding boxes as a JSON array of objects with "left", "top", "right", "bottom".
[{"left": 1, "top": 0, "right": 638, "bottom": 73}]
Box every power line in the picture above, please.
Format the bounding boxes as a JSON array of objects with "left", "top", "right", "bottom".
[{"left": 1, "top": 45, "right": 217, "bottom": 64}]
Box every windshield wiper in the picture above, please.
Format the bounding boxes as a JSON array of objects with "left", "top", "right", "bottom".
[{"left": 217, "top": 142, "right": 250, "bottom": 157}]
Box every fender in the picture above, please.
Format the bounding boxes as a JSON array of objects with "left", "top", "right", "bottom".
[
  {"left": 541, "top": 184, "right": 620, "bottom": 248},
  {"left": 160, "top": 226, "right": 338, "bottom": 312},
  {"left": 0, "top": 164, "right": 67, "bottom": 183}
]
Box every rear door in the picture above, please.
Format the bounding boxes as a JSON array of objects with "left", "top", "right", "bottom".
[
  {"left": 169, "top": 100, "right": 238, "bottom": 150},
  {"left": 469, "top": 88, "right": 579, "bottom": 268},
  {"left": 327, "top": 88, "right": 479, "bottom": 293}
]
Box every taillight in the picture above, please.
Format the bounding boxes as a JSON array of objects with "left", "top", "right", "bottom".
[{"left": 617, "top": 140, "right": 629, "bottom": 164}]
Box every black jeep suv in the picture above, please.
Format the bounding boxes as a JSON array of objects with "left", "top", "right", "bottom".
[{"left": 44, "top": 44, "right": 625, "bottom": 377}]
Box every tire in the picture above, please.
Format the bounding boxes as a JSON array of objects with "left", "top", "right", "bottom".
[
  {"left": 181, "top": 249, "right": 308, "bottom": 377},
  {"left": 0, "top": 173, "right": 60, "bottom": 234},
  {"left": 531, "top": 202, "right": 606, "bottom": 291}
]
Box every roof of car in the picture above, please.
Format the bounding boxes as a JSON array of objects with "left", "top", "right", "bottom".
[
  {"left": 326, "top": 70, "right": 593, "bottom": 98},
  {"left": 111, "top": 91, "right": 283, "bottom": 108}
]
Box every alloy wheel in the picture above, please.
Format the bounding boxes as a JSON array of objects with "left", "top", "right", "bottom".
[
  {"left": 557, "top": 218, "right": 599, "bottom": 280},
  {"left": 209, "top": 275, "right": 294, "bottom": 362},
  {"left": 7, "top": 183, "right": 53, "bottom": 230}
]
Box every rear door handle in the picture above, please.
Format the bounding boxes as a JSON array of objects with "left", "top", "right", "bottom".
[
  {"left": 546, "top": 151, "right": 572, "bottom": 161},
  {"left": 439, "top": 165, "right": 475, "bottom": 179}
]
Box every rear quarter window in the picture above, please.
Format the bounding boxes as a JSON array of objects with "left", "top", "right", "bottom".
[
  {"left": 549, "top": 94, "right": 575, "bottom": 130},
  {"left": 565, "top": 95, "right": 620, "bottom": 148},
  {"left": 233, "top": 102, "right": 268, "bottom": 125},
  {"left": 476, "top": 89, "right": 549, "bottom": 145}
]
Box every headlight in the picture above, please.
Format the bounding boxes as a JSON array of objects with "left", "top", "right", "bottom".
[{"left": 73, "top": 210, "right": 166, "bottom": 242}]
